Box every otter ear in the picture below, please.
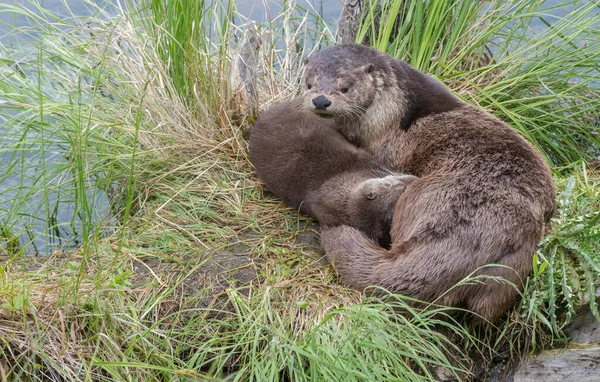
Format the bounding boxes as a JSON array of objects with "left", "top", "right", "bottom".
[
  {"left": 304, "top": 57, "right": 311, "bottom": 65},
  {"left": 364, "top": 63, "right": 375, "bottom": 74}
]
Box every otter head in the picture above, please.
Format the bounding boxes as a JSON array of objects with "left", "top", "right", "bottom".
[
  {"left": 348, "top": 174, "right": 418, "bottom": 248},
  {"left": 303, "top": 45, "right": 463, "bottom": 145},
  {"left": 303, "top": 45, "right": 389, "bottom": 121}
]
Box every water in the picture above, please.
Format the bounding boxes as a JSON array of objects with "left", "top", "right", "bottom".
[
  {"left": 0, "top": 0, "right": 113, "bottom": 43},
  {"left": 236, "top": 0, "right": 341, "bottom": 24},
  {"left": 0, "top": 0, "right": 116, "bottom": 255}
]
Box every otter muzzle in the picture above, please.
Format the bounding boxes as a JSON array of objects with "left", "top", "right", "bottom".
[{"left": 312, "top": 95, "right": 331, "bottom": 110}]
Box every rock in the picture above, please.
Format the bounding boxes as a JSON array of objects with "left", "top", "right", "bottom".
[
  {"left": 513, "top": 346, "right": 600, "bottom": 382},
  {"left": 564, "top": 306, "right": 600, "bottom": 344},
  {"left": 514, "top": 303, "right": 600, "bottom": 381}
]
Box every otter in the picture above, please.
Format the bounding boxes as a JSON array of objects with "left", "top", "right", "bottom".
[
  {"left": 249, "top": 100, "right": 417, "bottom": 247},
  {"left": 303, "top": 44, "right": 556, "bottom": 321}
]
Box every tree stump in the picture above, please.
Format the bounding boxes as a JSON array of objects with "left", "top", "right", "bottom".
[
  {"left": 228, "top": 28, "right": 261, "bottom": 129},
  {"left": 336, "top": 0, "right": 364, "bottom": 44},
  {"left": 336, "top": 0, "right": 389, "bottom": 45}
]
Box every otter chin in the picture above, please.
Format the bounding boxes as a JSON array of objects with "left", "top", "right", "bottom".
[
  {"left": 314, "top": 111, "right": 334, "bottom": 118},
  {"left": 303, "top": 44, "right": 556, "bottom": 322}
]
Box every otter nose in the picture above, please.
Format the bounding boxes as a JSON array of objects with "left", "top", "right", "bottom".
[{"left": 312, "top": 95, "right": 331, "bottom": 109}]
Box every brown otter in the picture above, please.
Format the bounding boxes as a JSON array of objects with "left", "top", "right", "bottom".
[
  {"left": 303, "top": 44, "right": 556, "bottom": 321},
  {"left": 249, "top": 100, "right": 417, "bottom": 248}
]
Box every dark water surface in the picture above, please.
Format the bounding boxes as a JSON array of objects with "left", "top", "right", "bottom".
[
  {"left": 236, "top": 0, "right": 341, "bottom": 23},
  {"left": 0, "top": 0, "right": 116, "bottom": 255}
]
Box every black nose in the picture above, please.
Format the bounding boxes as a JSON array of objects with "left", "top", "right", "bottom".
[{"left": 312, "top": 95, "right": 331, "bottom": 109}]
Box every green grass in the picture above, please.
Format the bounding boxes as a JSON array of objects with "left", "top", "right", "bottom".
[{"left": 0, "top": 0, "right": 599, "bottom": 380}]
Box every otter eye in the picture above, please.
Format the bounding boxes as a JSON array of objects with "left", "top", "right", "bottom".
[
  {"left": 340, "top": 87, "right": 349, "bottom": 94},
  {"left": 307, "top": 83, "right": 312, "bottom": 90}
]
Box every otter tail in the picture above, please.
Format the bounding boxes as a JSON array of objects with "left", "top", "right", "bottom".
[{"left": 321, "top": 225, "right": 535, "bottom": 321}]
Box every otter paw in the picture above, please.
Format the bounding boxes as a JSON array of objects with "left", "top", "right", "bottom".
[{"left": 356, "top": 174, "right": 417, "bottom": 200}]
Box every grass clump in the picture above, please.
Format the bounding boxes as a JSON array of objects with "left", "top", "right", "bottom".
[
  {"left": 524, "top": 165, "right": 600, "bottom": 334},
  {"left": 0, "top": 0, "right": 599, "bottom": 380}
]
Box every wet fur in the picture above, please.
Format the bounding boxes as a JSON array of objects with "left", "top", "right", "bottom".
[
  {"left": 249, "top": 100, "right": 417, "bottom": 247},
  {"left": 304, "top": 44, "right": 556, "bottom": 321}
]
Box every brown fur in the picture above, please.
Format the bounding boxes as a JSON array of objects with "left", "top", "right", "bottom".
[
  {"left": 249, "top": 100, "right": 417, "bottom": 247},
  {"left": 303, "top": 44, "right": 556, "bottom": 321}
]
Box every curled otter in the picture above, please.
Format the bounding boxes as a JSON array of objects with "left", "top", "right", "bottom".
[
  {"left": 249, "top": 100, "right": 417, "bottom": 247},
  {"left": 303, "top": 44, "right": 556, "bottom": 321}
]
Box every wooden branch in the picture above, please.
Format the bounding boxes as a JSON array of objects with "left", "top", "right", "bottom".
[
  {"left": 336, "top": 0, "right": 364, "bottom": 44},
  {"left": 513, "top": 346, "right": 600, "bottom": 382},
  {"left": 228, "top": 29, "right": 261, "bottom": 126},
  {"left": 336, "top": 1, "right": 399, "bottom": 46}
]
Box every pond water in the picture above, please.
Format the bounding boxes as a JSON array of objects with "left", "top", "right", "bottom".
[
  {"left": 237, "top": 0, "right": 341, "bottom": 24},
  {"left": 0, "top": 0, "right": 118, "bottom": 255},
  {"left": 0, "top": 0, "right": 341, "bottom": 41}
]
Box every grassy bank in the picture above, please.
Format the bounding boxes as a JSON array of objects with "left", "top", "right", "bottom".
[{"left": 0, "top": 0, "right": 599, "bottom": 380}]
